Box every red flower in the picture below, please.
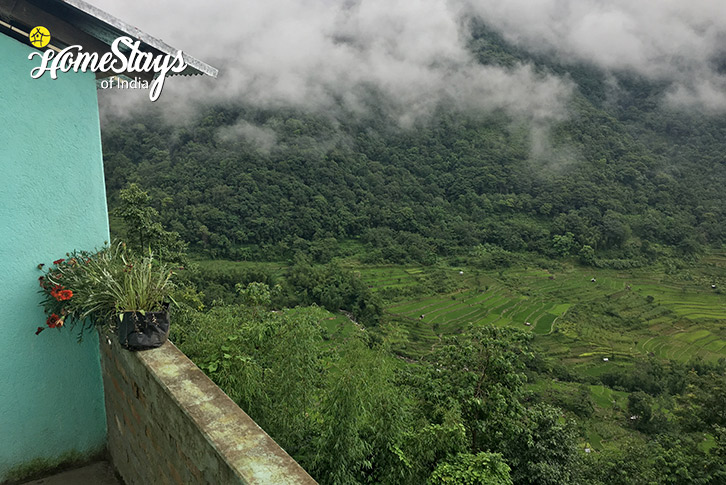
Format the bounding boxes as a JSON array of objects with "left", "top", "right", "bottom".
[
  {"left": 50, "top": 285, "right": 72, "bottom": 301},
  {"left": 53, "top": 259, "right": 65, "bottom": 265},
  {"left": 46, "top": 313, "right": 64, "bottom": 328}
]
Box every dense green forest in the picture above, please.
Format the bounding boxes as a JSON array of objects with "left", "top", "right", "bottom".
[
  {"left": 103, "top": 22, "right": 726, "bottom": 485},
  {"left": 103, "top": 24, "right": 726, "bottom": 266}
]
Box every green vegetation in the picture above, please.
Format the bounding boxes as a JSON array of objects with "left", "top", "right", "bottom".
[
  {"left": 160, "top": 247, "right": 726, "bottom": 484},
  {"left": 101, "top": 18, "right": 726, "bottom": 484},
  {"left": 171, "top": 302, "right": 581, "bottom": 485},
  {"left": 102, "top": 26, "right": 726, "bottom": 268},
  {"left": 36, "top": 241, "right": 175, "bottom": 338}
]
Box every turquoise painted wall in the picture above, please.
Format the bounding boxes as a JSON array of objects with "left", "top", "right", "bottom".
[{"left": 0, "top": 34, "right": 108, "bottom": 481}]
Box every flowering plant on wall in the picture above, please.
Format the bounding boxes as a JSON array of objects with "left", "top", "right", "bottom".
[
  {"left": 37, "top": 247, "right": 116, "bottom": 337},
  {"left": 36, "top": 242, "right": 175, "bottom": 340}
]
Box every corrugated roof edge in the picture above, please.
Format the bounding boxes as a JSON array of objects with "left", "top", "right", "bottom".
[{"left": 59, "top": 0, "right": 218, "bottom": 78}]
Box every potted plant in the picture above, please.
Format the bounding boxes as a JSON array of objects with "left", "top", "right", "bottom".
[{"left": 36, "top": 242, "right": 175, "bottom": 350}]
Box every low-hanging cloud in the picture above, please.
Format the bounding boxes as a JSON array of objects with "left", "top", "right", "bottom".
[
  {"left": 217, "top": 120, "right": 277, "bottom": 153},
  {"left": 461, "top": 0, "right": 726, "bottom": 112},
  {"left": 93, "top": 0, "right": 572, "bottom": 125}
]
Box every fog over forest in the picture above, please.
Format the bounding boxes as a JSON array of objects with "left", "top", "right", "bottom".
[{"left": 96, "top": 0, "right": 726, "bottom": 122}]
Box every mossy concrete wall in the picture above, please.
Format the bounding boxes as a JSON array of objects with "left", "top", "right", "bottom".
[
  {"left": 0, "top": 33, "right": 108, "bottom": 482},
  {"left": 99, "top": 334, "right": 317, "bottom": 485}
]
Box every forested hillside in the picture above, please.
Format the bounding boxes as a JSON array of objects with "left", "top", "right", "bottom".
[
  {"left": 102, "top": 25, "right": 726, "bottom": 267},
  {"left": 99, "top": 17, "right": 726, "bottom": 485},
  {"left": 95, "top": 12, "right": 726, "bottom": 485}
]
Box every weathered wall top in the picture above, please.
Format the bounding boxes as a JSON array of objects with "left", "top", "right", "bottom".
[{"left": 100, "top": 332, "right": 317, "bottom": 485}]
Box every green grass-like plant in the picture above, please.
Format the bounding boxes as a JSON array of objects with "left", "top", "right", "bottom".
[{"left": 36, "top": 242, "right": 174, "bottom": 338}]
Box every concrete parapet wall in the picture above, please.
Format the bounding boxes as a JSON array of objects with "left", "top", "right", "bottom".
[{"left": 99, "top": 332, "right": 316, "bottom": 485}]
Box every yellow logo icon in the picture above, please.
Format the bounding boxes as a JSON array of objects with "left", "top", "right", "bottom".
[{"left": 29, "top": 26, "right": 51, "bottom": 48}]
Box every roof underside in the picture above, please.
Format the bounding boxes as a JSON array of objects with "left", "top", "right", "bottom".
[{"left": 0, "top": 0, "right": 218, "bottom": 79}]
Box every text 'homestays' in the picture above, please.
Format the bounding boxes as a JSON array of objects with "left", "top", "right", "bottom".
[{"left": 28, "top": 36, "right": 186, "bottom": 101}]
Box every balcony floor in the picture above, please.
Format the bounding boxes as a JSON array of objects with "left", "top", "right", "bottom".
[{"left": 20, "top": 461, "right": 120, "bottom": 485}]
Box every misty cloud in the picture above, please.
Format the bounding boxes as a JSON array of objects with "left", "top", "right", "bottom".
[
  {"left": 217, "top": 120, "right": 277, "bottom": 153},
  {"left": 93, "top": 0, "right": 726, "bottom": 119},
  {"left": 665, "top": 78, "right": 726, "bottom": 113},
  {"left": 94, "top": 0, "right": 572, "bottom": 125},
  {"left": 462, "top": 0, "right": 726, "bottom": 112}
]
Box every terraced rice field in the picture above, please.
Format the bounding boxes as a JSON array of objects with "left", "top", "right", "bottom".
[
  {"left": 197, "top": 251, "right": 726, "bottom": 364},
  {"left": 631, "top": 282, "right": 726, "bottom": 320},
  {"left": 636, "top": 327, "right": 726, "bottom": 363},
  {"left": 358, "top": 266, "right": 423, "bottom": 292},
  {"left": 372, "top": 262, "right": 726, "bottom": 362},
  {"left": 382, "top": 277, "right": 573, "bottom": 355}
]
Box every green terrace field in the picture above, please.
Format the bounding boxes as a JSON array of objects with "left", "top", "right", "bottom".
[
  {"left": 365, "top": 258, "right": 724, "bottom": 453},
  {"left": 377, "top": 265, "right": 617, "bottom": 358},
  {"left": 385, "top": 284, "right": 570, "bottom": 350},
  {"left": 192, "top": 255, "right": 726, "bottom": 366},
  {"left": 357, "top": 265, "right": 424, "bottom": 293},
  {"left": 370, "top": 262, "right": 726, "bottom": 364},
  {"left": 187, "top": 254, "right": 725, "bottom": 456}
]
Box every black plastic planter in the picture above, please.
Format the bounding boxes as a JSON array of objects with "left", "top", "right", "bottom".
[{"left": 116, "top": 307, "right": 170, "bottom": 351}]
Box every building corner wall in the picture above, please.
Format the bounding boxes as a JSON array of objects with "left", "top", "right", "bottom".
[{"left": 0, "top": 33, "right": 109, "bottom": 483}]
